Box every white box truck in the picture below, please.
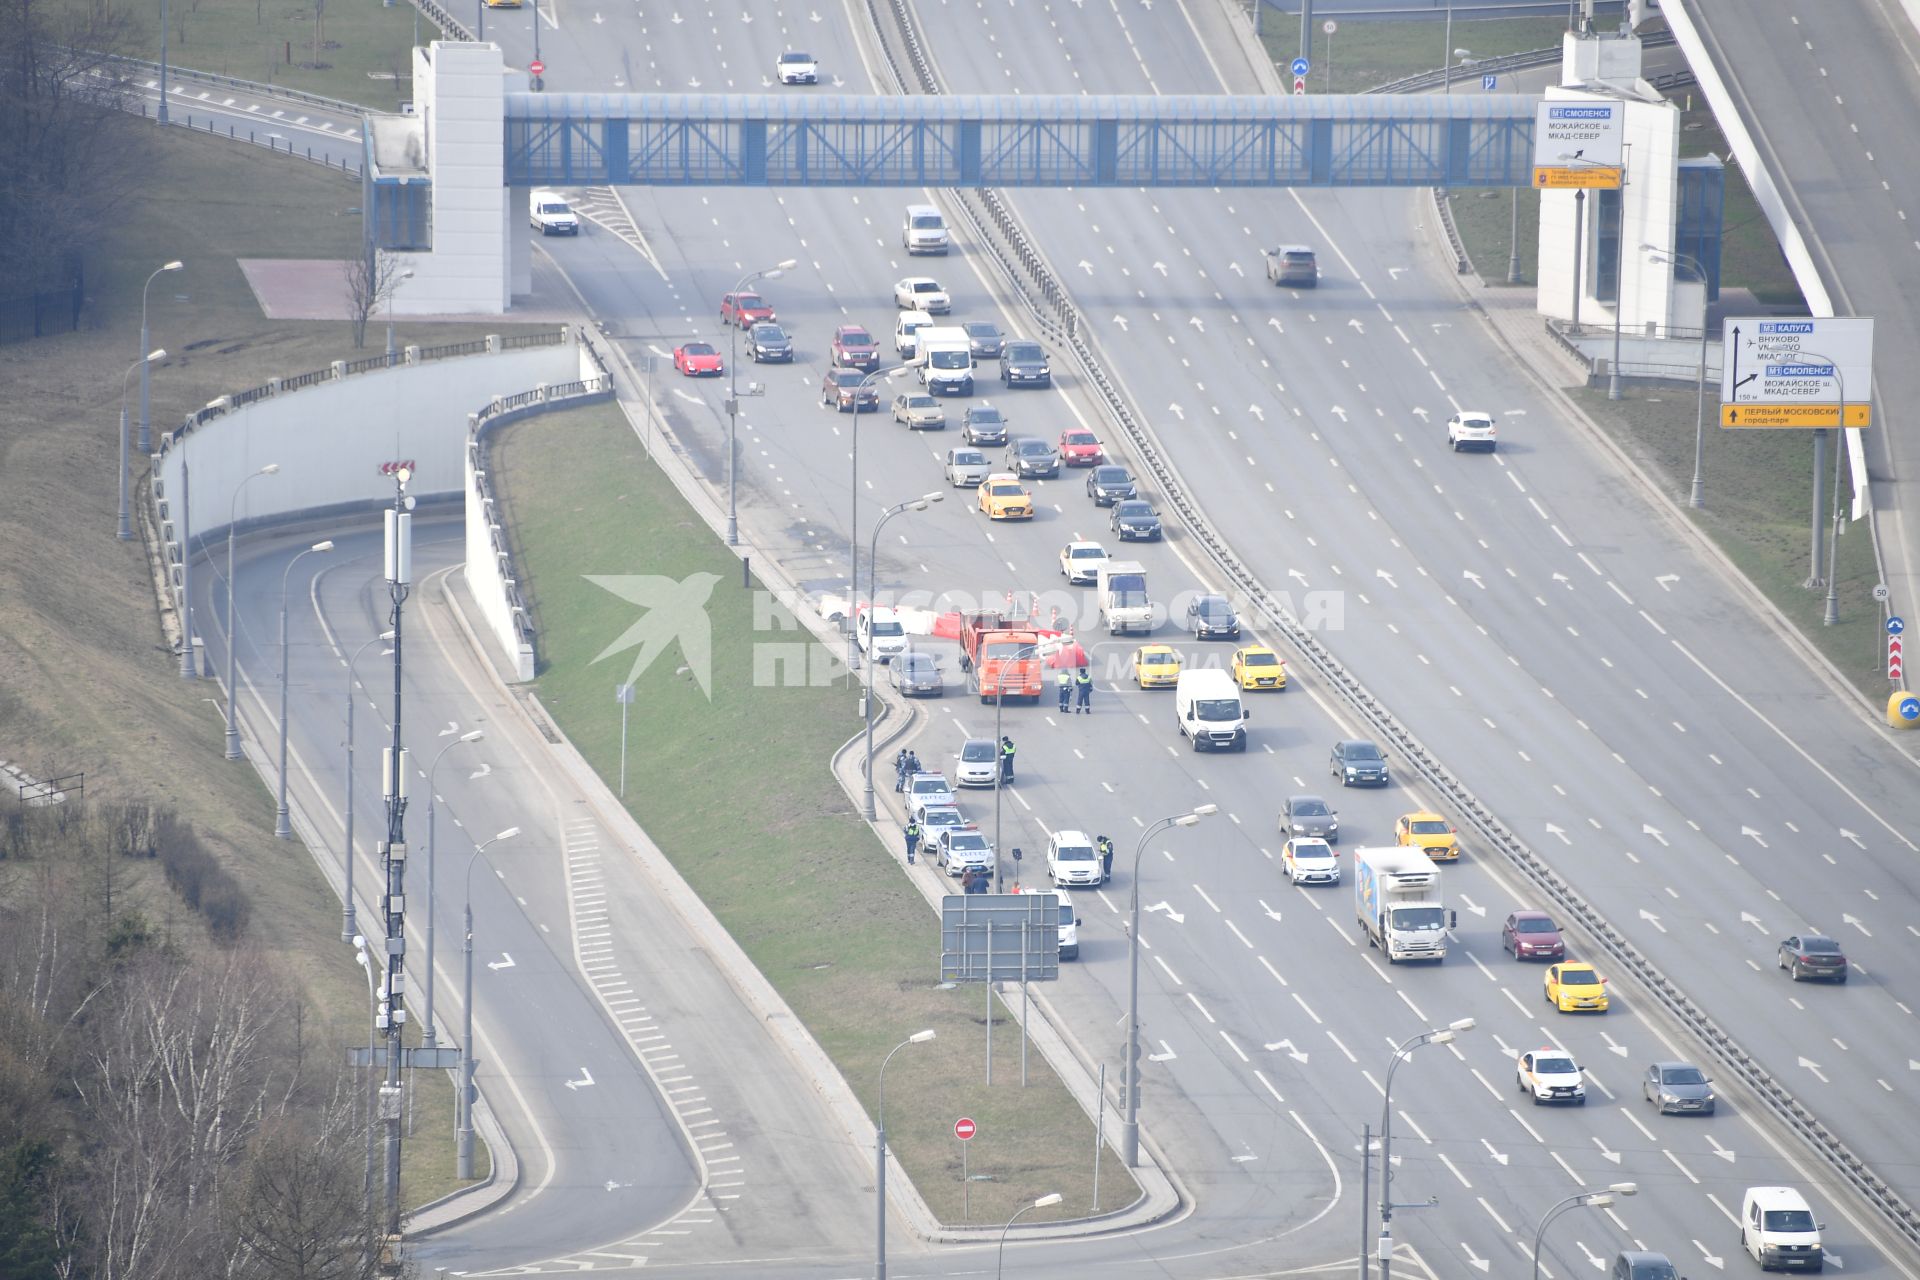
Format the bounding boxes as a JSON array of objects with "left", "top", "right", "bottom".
[
  {"left": 1174, "top": 668, "right": 1249, "bottom": 752},
  {"left": 917, "top": 326, "right": 975, "bottom": 396},
  {"left": 529, "top": 190, "right": 580, "bottom": 235},
  {"left": 1096, "top": 559, "right": 1152, "bottom": 635},
  {"left": 1354, "top": 846, "right": 1453, "bottom": 963}
]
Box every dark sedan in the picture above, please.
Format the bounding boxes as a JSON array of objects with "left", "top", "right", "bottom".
[
  {"left": 1329, "top": 739, "right": 1389, "bottom": 787},
  {"left": 1006, "top": 437, "right": 1059, "bottom": 479},
  {"left": 962, "top": 404, "right": 1009, "bottom": 446},
  {"left": 821, "top": 367, "right": 880, "bottom": 412},
  {"left": 889, "top": 651, "right": 943, "bottom": 697},
  {"left": 1280, "top": 794, "right": 1339, "bottom": 843},
  {"left": 1085, "top": 465, "right": 1136, "bottom": 506},
  {"left": 1110, "top": 499, "right": 1162, "bottom": 541},
  {"left": 964, "top": 321, "right": 1005, "bottom": 360},
  {"left": 747, "top": 322, "right": 793, "bottom": 362},
  {"left": 1185, "top": 593, "right": 1240, "bottom": 640},
  {"left": 1001, "top": 340, "right": 1051, "bottom": 387},
  {"left": 1778, "top": 934, "right": 1848, "bottom": 982}
]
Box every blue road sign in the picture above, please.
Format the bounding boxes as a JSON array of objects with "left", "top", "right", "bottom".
[
  {"left": 1889, "top": 615, "right": 1906, "bottom": 635},
  {"left": 1483, "top": 74, "right": 1498, "bottom": 91},
  {"left": 1291, "top": 57, "right": 1311, "bottom": 77},
  {"left": 1899, "top": 695, "right": 1920, "bottom": 722}
]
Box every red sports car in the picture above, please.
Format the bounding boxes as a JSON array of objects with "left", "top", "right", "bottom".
[
  {"left": 674, "top": 342, "right": 724, "bottom": 376},
  {"left": 1057, "top": 428, "right": 1104, "bottom": 466},
  {"left": 720, "top": 292, "right": 776, "bottom": 328}
]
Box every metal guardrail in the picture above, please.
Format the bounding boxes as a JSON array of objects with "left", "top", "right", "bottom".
[
  {"left": 872, "top": 0, "right": 1920, "bottom": 1255},
  {"left": 141, "top": 105, "right": 363, "bottom": 175},
  {"left": 1366, "top": 31, "right": 1677, "bottom": 95},
  {"left": 1430, "top": 188, "right": 1471, "bottom": 274},
  {"left": 99, "top": 50, "right": 368, "bottom": 116}
]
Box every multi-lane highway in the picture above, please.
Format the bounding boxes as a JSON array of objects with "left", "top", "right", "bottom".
[{"left": 186, "top": 0, "right": 1920, "bottom": 1274}]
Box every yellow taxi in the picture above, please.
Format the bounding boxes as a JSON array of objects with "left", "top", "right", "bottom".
[
  {"left": 1544, "top": 962, "right": 1609, "bottom": 1013},
  {"left": 1231, "top": 645, "right": 1288, "bottom": 691},
  {"left": 1395, "top": 812, "right": 1459, "bottom": 861},
  {"left": 977, "top": 473, "right": 1034, "bottom": 520},
  {"left": 1132, "top": 645, "right": 1183, "bottom": 688}
]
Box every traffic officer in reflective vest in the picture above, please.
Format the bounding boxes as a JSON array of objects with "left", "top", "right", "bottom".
[{"left": 904, "top": 819, "right": 921, "bottom": 865}]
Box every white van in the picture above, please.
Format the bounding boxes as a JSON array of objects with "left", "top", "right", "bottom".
[
  {"left": 903, "top": 203, "right": 950, "bottom": 255},
  {"left": 1046, "top": 829, "right": 1102, "bottom": 887},
  {"left": 528, "top": 189, "right": 579, "bottom": 235},
  {"left": 895, "top": 310, "right": 935, "bottom": 359},
  {"left": 1055, "top": 891, "right": 1080, "bottom": 960},
  {"left": 1174, "top": 668, "right": 1249, "bottom": 752},
  {"left": 917, "top": 326, "right": 975, "bottom": 396},
  {"left": 856, "top": 606, "right": 909, "bottom": 662},
  {"left": 1739, "top": 1187, "right": 1824, "bottom": 1272}
]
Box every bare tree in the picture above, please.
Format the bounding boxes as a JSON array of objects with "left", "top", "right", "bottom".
[
  {"left": 227, "top": 1105, "right": 387, "bottom": 1280},
  {"left": 342, "top": 252, "right": 405, "bottom": 349}
]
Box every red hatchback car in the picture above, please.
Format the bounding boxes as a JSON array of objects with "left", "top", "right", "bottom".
[
  {"left": 720, "top": 292, "right": 776, "bottom": 328},
  {"left": 1502, "top": 911, "right": 1565, "bottom": 961},
  {"left": 832, "top": 324, "right": 880, "bottom": 371},
  {"left": 673, "top": 342, "right": 724, "bottom": 376},
  {"left": 1058, "top": 428, "right": 1104, "bottom": 466}
]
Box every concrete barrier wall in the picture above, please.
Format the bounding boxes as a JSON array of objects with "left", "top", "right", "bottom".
[{"left": 151, "top": 331, "right": 603, "bottom": 680}]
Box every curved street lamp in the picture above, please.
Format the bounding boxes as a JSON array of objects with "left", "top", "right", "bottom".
[
  {"left": 874, "top": 1029, "right": 935, "bottom": 1279},
  {"left": 138, "top": 261, "right": 183, "bottom": 453},
  {"left": 276, "top": 540, "right": 335, "bottom": 838},
  {"left": 1372, "top": 1017, "right": 1476, "bottom": 1280},
  {"left": 1532, "top": 1183, "right": 1637, "bottom": 1279},
  {"left": 1120, "top": 804, "right": 1218, "bottom": 1166},
  {"left": 1641, "top": 242, "right": 1712, "bottom": 510},
  {"left": 844, "top": 363, "right": 919, "bottom": 681},
  {"left": 996, "top": 1192, "right": 1063, "bottom": 1278},
  {"left": 725, "top": 259, "right": 799, "bottom": 545},
  {"left": 118, "top": 348, "right": 167, "bottom": 540},
  {"left": 223, "top": 464, "right": 282, "bottom": 759},
  {"left": 861, "top": 493, "right": 943, "bottom": 820}
]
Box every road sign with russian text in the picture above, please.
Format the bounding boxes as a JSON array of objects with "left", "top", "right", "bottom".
[
  {"left": 1531, "top": 100, "right": 1623, "bottom": 188},
  {"left": 1718, "top": 317, "right": 1874, "bottom": 429}
]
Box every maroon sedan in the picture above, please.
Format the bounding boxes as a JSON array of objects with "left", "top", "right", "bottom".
[{"left": 1502, "top": 911, "right": 1565, "bottom": 961}]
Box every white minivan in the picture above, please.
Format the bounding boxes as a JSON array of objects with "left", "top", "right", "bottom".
[
  {"left": 956, "top": 737, "right": 1000, "bottom": 788},
  {"left": 1055, "top": 891, "right": 1080, "bottom": 959},
  {"left": 1046, "top": 829, "right": 1102, "bottom": 887},
  {"left": 903, "top": 203, "right": 950, "bottom": 254},
  {"left": 1739, "top": 1186, "right": 1824, "bottom": 1272},
  {"left": 1174, "top": 668, "right": 1250, "bottom": 752},
  {"left": 857, "top": 606, "right": 909, "bottom": 662}
]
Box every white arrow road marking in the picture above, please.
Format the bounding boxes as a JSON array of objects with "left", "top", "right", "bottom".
[
  {"left": 1331, "top": 406, "right": 1349, "bottom": 422},
  {"left": 1656, "top": 574, "right": 1680, "bottom": 590},
  {"left": 1112, "top": 314, "right": 1129, "bottom": 331},
  {"left": 1579, "top": 1240, "right": 1606, "bottom": 1269},
  {"left": 1798, "top": 1056, "right": 1829, "bottom": 1083},
  {"left": 1348, "top": 318, "right": 1366, "bottom": 334},
  {"left": 1693, "top": 1240, "right": 1725, "bottom": 1269},
  {"left": 1267, "top": 317, "right": 1285, "bottom": 334},
  {"left": 1600, "top": 1031, "right": 1629, "bottom": 1058},
  {"left": 1546, "top": 824, "right": 1571, "bottom": 845},
  {"left": 1228, "top": 261, "right": 1244, "bottom": 277},
  {"left": 1148, "top": 1040, "right": 1177, "bottom": 1062},
  {"left": 1258, "top": 899, "right": 1285, "bottom": 923},
  {"left": 1639, "top": 907, "right": 1666, "bottom": 933},
  {"left": 1168, "top": 404, "right": 1186, "bottom": 421},
  {"left": 1248, "top": 404, "right": 1265, "bottom": 422},
  {"left": 469, "top": 762, "right": 493, "bottom": 780},
  {"left": 1740, "top": 911, "right": 1766, "bottom": 933},
  {"left": 1842, "top": 913, "right": 1872, "bottom": 937},
  {"left": 673, "top": 388, "right": 702, "bottom": 404},
  {"left": 1288, "top": 569, "right": 1310, "bottom": 585},
  {"left": 1707, "top": 1135, "right": 1736, "bottom": 1163},
  {"left": 1642, "top": 823, "right": 1668, "bottom": 847},
  {"left": 1741, "top": 826, "right": 1769, "bottom": 848},
  {"left": 1462, "top": 1244, "right": 1492, "bottom": 1273},
  {"left": 1263, "top": 1038, "right": 1309, "bottom": 1063},
  {"left": 1552, "top": 571, "right": 1573, "bottom": 589},
  {"left": 1377, "top": 569, "right": 1399, "bottom": 589},
  {"left": 1188, "top": 316, "right": 1206, "bottom": 333},
  {"left": 1146, "top": 902, "right": 1186, "bottom": 924},
  {"left": 565, "top": 1067, "right": 596, "bottom": 1090},
  {"left": 1839, "top": 828, "right": 1865, "bottom": 849},
  {"left": 1152, "top": 261, "right": 1168, "bottom": 276},
  {"left": 1592, "top": 1136, "right": 1622, "bottom": 1164},
  {"left": 487, "top": 953, "right": 516, "bottom": 971},
  {"left": 1412, "top": 406, "right": 1431, "bottom": 420},
  {"left": 1463, "top": 569, "right": 1486, "bottom": 589},
  {"left": 1457, "top": 893, "right": 1487, "bottom": 918},
  {"left": 1078, "top": 260, "right": 1094, "bottom": 275},
  {"left": 1480, "top": 1138, "right": 1510, "bottom": 1166},
  {"left": 1230, "top": 1150, "right": 1258, "bottom": 1162}
]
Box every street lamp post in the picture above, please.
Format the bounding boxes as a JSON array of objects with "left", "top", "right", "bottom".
[
  {"left": 223, "top": 464, "right": 282, "bottom": 759},
  {"left": 118, "top": 349, "right": 167, "bottom": 539},
  {"left": 724, "top": 259, "right": 798, "bottom": 546},
  {"left": 351, "top": 935, "right": 382, "bottom": 1217},
  {"left": 276, "top": 541, "right": 336, "bottom": 838},
  {"left": 862, "top": 494, "right": 943, "bottom": 820},
  {"left": 458, "top": 826, "right": 521, "bottom": 1180},
  {"left": 385, "top": 269, "right": 415, "bottom": 368},
  {"left": 342, "top": 630, "right": 395, "bottom": 943},
  {"left": 874, "top": 1029, "right": 936, "bottom": 1280},
  {"left": 423, "top": 729, "right": 485, "bottom": 1048},
  {"left": 1121, "top": 805, "right": 1218, "bottom": 1167},
  {"left": 1641, "top": 244, "right": 1711, "bottom": 508},
  {"left": 1371, "top": 1018, "right": 1476, "bottom": 1280},
  {"left": 996, "top": 1192, "right": 1063, "bottom": 1279},
  {"left": 1532, "top": 1183, "right": 1637, "bottom": 1279},
  {"left": 1608, "top": 147, "right": 1633, "bottom": 401},
  {"left": 139, "top": 261, "right": 182, "bottom": 454},
  {"left": 845, "top": 364, "right": 917, "bottom": 678}
]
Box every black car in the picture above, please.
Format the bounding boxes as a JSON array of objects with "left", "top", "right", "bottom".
[
  {"left": 1110, "top": 499, "right": 1162, "bottom": 541},
  {"left": 821, "top": 367, "right": 880, "bottom": 412},
  {"left": 1006, "top": 436, "right": 1059, "bottom": 479},
  {"left": 1186, "top": 594, "right": 1240, "bottom": 639},
  {"left": 1778, "top": 934, "right": 1848, "bottom": 982},
  {"left": 888, "top": 651, "right": 943, "bottom": 697},
  {"left": 963, "top": 321, "right": 1005, "bottom": 360},
  {"left": 962, "top": 404, "right": 1009, "bottom": 446},
  {"left": 747, "top": 322, "right": 793, "bottom": 363},
  {"left": 1329, "top": 739, "right": 1389, "bottom": 787},
  {"left": 1002, "top": 340, "right": 1051, "bottom": 387},
  {"left": 1085, "top": 465, "right": 1136, "bottom": 506}
]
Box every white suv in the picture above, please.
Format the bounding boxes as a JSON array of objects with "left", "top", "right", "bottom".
[
  {"left": 1046, "top": 829, "right": 1103, "bottom": 887},
  {"left": 1446, "top": 410, "right": 1497, "bottom": 453},
  {"left": 1516, "top": 1047, "right": 1587, "bottom": 1105}
]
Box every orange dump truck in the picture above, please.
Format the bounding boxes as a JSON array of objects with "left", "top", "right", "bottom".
[{"left": 959, "top": 611, "right": 1044, "bottom": 703}]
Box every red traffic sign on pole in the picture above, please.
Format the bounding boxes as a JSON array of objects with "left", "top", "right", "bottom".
[
  {"left": 954, "top": 1117, "right": 977, "bottom": 1141},
  {"left": 1293, "top": 76, "right": 1307, "bottom": 95},
  {"left": 1891, "top": 635, "right": 1905, "bottom": 681},
  {"left": 530, "top": 59, "right": 546, "bottom": 77}
]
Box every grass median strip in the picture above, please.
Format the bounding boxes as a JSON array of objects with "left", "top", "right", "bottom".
[{"left": 488, "top": 402, "right": 1138, "bottom": 1226}]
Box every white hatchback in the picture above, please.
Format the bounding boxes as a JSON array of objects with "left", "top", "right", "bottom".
[
  {"left": 1446, "top": 410, "right": 1497, "bottom": 452},
  {"left": 956, "top": 737, "right": 1000, "bottom": 788}
]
